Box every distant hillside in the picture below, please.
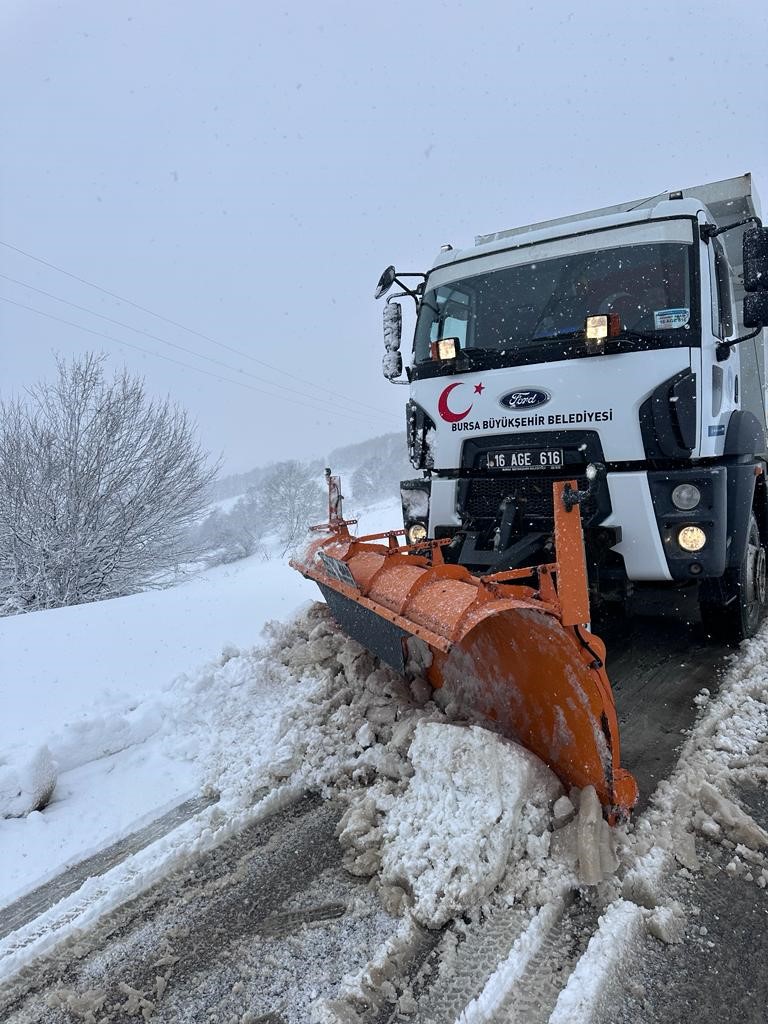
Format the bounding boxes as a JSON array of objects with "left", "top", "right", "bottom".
[
  {"left": 327, "top": 432, "right": 407, "bottom": 473},
  {"left": 212, "top": 466, "right": 270, "bottom": 502},
  {"left": 214, "top": 432, "right": 411, "bottom": 503}
]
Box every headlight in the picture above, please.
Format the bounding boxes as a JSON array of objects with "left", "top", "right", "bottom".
[
  {"left": 672, "top": 483, "right": 701, "bottom": 511},
  {"left": 678, "top": 525, "right": 706, "bottom": 552},
  {"left": 407, "top": 523, "right": 428, "bottom": 544}
]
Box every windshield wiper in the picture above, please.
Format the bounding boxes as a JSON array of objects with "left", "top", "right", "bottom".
[
  {"left": 612, "top": 328, "right": 666, "bottom": 346},
  {"left": 526, "top": 328, "right": 584, "bottom": 343}
]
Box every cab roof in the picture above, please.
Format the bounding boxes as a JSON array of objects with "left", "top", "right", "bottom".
[{"left": 431, "top": 174, "right": 761, "bottom": 307}]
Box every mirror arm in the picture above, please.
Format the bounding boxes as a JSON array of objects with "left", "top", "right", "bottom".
[
  {"left": 701, "top": 215, "right": 763, "bottom": 242},
  {"left": 390, "top": 286, "right": 420, "bottom": 309},
  {"left": 393, "top": 274, "right": 425, "bottom": 301},
  {"left": 716, "top": 327, "right": 762, "bottom": 361}
]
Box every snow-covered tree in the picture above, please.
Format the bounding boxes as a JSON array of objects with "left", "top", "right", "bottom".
[
  {"left": 195, "top": 498, "right": 266, "bottom": 565},
  {"left": 0, "top": 354, "right": 217, "bottom": 611},
  {"left": 350, "top": 457, "right": 381, "bottom": 502},
  {"left": 252, "top": 461, "right": 325, "bottom": 555}
]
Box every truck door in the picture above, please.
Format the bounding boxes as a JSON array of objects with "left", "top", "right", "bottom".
[{"left": 698, "top": 234, "right": 740, "bottom": 456}]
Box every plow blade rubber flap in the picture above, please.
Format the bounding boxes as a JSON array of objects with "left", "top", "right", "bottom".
[{"left": 291, "top": 480, "right": 638, "bottom": 818}]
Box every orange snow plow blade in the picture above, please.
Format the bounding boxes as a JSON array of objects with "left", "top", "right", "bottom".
[{"left": 291, "top": 476, "right": 638, "bottom": 819}]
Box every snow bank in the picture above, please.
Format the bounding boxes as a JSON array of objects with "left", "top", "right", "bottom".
[
  {"left": 0, "top": 553, "right": 318, "bottom": 903},
  {"left": 0, "top": 552, "right": 318, "bottom": 763},
  {"left": 629, "top": 630, "right": 768, "bottom": 881}
]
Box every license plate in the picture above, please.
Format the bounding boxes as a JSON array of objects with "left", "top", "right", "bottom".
[
  {"left": 484, "top": 448, "right": 564, "bottom": 471},
  {"left": 317, "top": 550, "right": 358, "bottom": 588}
]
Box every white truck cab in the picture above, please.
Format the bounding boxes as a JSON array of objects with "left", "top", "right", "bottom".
[{"left": 377, "top": 174, "right": 768, "bottom": 642}]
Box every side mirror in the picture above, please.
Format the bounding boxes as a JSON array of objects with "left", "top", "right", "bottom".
[
  {"left": 743, "top": 227, "right": 768, "bottom": 292},
  {"left": 374, "top": 265, "right": 397, "bottom": 300},
  {"left": 744, "top": 292, "right": 768, "bottom": 330},
  {"left": 382, "top": 301, "right": 403, "bottom": 381}
]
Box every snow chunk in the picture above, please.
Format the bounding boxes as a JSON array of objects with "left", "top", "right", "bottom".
[
  {"left": 0, "top": 745, "right": 57, "bottom": 818},
  {"left": 698, "top": 781, "right": 768, "bottom": 850},
  {"left": 377, "top": 722, "right": 560, "bottom": 928},
  {"left": 553, "top": 794, "right": 575, "bottom": 827},
  {"left": 647, "top": 900, "right": 686, "bottom": 944},
  {"left": 576, "top": 785, "right": 619, "bottom": 885},
  {"left": 673, "top": 829, "right": 700, "bottom": 872},
  {"left": 621, "top": 847, "right": 668, "bottom": 909},
  {"left": 355, "top": 722, "right": 375, "bottom": 749},
  {"left": 46, "top": 987, "right": 107, "bottom": 1021}
]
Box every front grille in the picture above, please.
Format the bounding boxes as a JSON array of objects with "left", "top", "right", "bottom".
[{"left": 461, "top": 474, "right": 598, "bottom": 526}]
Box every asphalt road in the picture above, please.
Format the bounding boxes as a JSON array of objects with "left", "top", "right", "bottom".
[
  {"left": 605, "top": 601, "right": 731, "bottom": 810},
  {"left": 601, "top": 783, "right": 768, "bottom": 1024},
  {"left": 0, "top": 795, "right": 402, "bottom": 1024}
]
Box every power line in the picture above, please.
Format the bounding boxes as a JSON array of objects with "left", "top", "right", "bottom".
[
  {"left": 0, "top": 238, "right": 387, "bottom": 416},
  {"left": 0, "top": 295, "right": 401, "bottom": 431},
  {"left": 0, "top": 272, "right": 396, "bottom": 423}
]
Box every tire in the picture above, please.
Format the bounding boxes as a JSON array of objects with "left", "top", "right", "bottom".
[{"left": 700, "top": 511, "right": 767, "bottom": 644}]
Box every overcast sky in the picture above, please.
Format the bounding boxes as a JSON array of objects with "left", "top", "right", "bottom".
[{"left": 1, "top": 0, "right": 766, "bottom": 474}]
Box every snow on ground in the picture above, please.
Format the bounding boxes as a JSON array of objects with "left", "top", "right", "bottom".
[
  {"left": 6, "top": 483, "right": 768, "bottom": 1015},
  {"left": 617, "top": 629, "right": 768, "bottom": 894},
  {"left": 347, "top": 495, "right": 408, "bottom": 536},
  {"left": 0, "top": 591, "right": 587, "bottom": 994},
  {"left": 0, "top": 552, "right": 314, "bottom": 905},
  {"left": 0, "top": 496, "right": 405, "bottom": 908},
  {"left": 1, "top": 485, "right": 608, "bottom": 1001}
]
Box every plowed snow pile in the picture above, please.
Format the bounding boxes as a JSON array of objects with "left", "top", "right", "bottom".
[
  {"left": 619, "top": 632, "right": 768, "bottom": 884},
  {"left": 338, "top": 722, "right": 561, "bottom": 927}
]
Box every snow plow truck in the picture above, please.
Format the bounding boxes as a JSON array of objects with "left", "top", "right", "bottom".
[{"left": 292, "top": 174, "right": 768, "bottom": 819}]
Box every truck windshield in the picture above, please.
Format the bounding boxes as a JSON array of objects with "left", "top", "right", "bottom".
[{"left": 414, "top": 239, "right": 696, "bottom": 369}]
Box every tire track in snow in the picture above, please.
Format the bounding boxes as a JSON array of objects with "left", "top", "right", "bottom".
[
  {"left": 1, "top": 794, "right": 401, "bottom": 1023},
  {"left": 0, "top": 794, "right": 217, "bottom": 940}
]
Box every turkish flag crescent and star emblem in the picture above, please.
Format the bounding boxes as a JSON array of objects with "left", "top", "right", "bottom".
[{"left": 437, "top": 381, "right": 482, "bottom": 422}]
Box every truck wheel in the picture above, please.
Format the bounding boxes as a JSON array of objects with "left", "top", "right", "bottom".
[{"left": 700, "top": 512, "right": 767, "bottom": 644}]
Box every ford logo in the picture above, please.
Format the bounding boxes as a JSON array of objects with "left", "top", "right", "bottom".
[{"left": 499, "top": 389, "right": 551, "bottom": 410}]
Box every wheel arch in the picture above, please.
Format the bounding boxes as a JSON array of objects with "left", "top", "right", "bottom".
[
  {"left": 753, "top": 467, "right": 768, "bottom": 545},
  {"left": 726, "top": 462, "right": 762, "bottom": 569}
]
